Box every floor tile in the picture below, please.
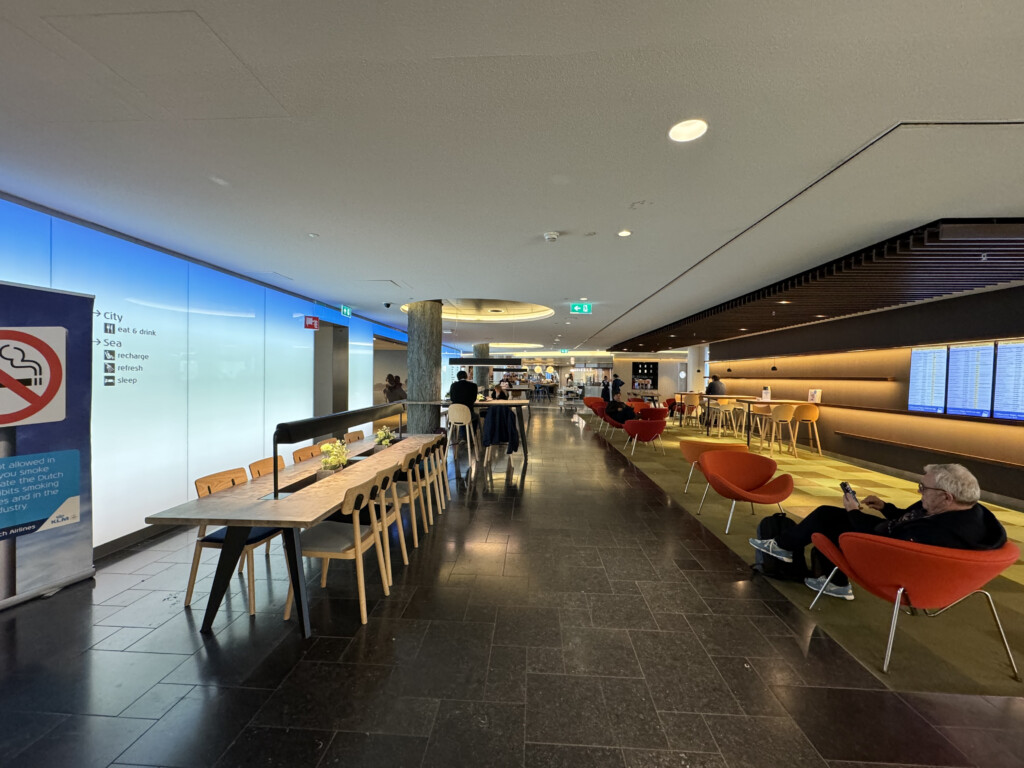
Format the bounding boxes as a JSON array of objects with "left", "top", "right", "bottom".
[
  {"left": 212, "top": 725, "right": 333, "bottom": 768},
  {"left": 704, "top": 714, "right": 828, "bottom": 768},
  {"left": 422, "top": 700, "right": 524, "bottom": 768},
  {"left": 525, "top": 673, "right": 616, "bottom": 746},
  {"left": 3, "top": 714, "right": 152, "bottom": 768},
  {"left": 562, "top": 626, "right": 643, "bottom": 678},
  {"left": 525, "top": 743, "right": 625, "bottom": 768}
]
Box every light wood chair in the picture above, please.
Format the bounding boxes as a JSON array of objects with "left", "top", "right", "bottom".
[
  {"left": 446, "top": 403, "right": 478, "bottom": 464},
  {"left": 760, "top": 404, "right": 798, "bottom": 458},
  {"left": 707, "top": 398, "right": 736, "bottom": 437},
  {"left": 681, "top": 393, "right": 702, "bottom": 427},
  {"left": 344, "top": 430, "right": 365, "bottom": 444},
  {"left": 284, "top": 474, "right": 388, "bottom": 625},
  {"left": 292, "top": 444, "right": 318, "bottom": 463},
  {"left": 249, "top": 455, "right": 285, "bottom": 479},
  {"left": 186, "top": 468, "right": 282, "bottom": 615},
  {"left": 316, "top": 437, "right": 340, "bottom": 449},
  {"left": 373, "top": 462, "right": 409, "bottom": 586},
  {"left": 792, "top": 403, "right": 823, "bottom": 455},
  {"left": 390, "top": 441, "right": 433, "bottom": 547}
]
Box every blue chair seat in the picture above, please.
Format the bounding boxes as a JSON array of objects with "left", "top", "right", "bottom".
[{"left": 200, "top": 526, "right": 281, "bottom": 545}]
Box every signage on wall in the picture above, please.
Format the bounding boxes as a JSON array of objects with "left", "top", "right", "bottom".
[
  {"left": 560, "top": 349, "right": 568, "bottom": 354},
  {"left": 569, "top": 303, "right": 592, "bottom": 314},
  {"left": 340, "top": 305, "right": 352, "bottom": 318},
  {"left": 0, "top": 327, "right": 66, "bottom": 427},
  {"left": 304, "top": 316, "right": 320, "bottom": 330}
]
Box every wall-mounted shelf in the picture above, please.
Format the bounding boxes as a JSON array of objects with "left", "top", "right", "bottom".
[
  {"left": 833, "top": 431, "right": 1024, "bottom": 470},
  {"left": 716, "top": 376, "right": 896, "bottom": 381}
]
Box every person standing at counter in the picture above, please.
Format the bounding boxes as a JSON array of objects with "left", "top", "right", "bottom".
[{"left": 706, "top": 374, "right": 726, "bottom": 395}]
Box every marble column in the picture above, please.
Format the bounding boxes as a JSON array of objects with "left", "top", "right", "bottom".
[
  {"left": 407, "top": 300, "right": 442, "bottom": 434},
  {"left": 473, "top": 343, "right": 490, "bottom": 391}
]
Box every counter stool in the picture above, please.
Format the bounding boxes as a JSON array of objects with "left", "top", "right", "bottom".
[
  {"left": 681, "top": 393, "right": 702, "bottom": 428},
  {"left": 446, "top": 403, "right": 478, "bottom": 465},
  {"left": 707, "top": 398, "right": 736, "bottom": 437},
  {"left": 760, "top": 404, "right": 798, "bottom": 458},
  {"left": 792, "top": 404, "right": 822, "bottom": 455}
]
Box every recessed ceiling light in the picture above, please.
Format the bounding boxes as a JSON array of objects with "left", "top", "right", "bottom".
[
  {"left": 579, "top": 297, "right": 588, "bottom": 301},
  {"left": 565, "top": 321, "right": 571, "bottom": 325},
  {"left": 815, "top": 314, "right": 828, "bottom": 318},
  {"left": 668, "top": 119, "right": 708, "bottom": 143},
  {"left": 778, "top": 300, "right": 791, "bottom": 304},
  {"left": 618, "top": 230, "right": 632, "bottom": 237},
  {"left": 307, "top": 232, "right": 319, "bottom": 238},
  {"left": 208, "top": 175, "right": 230, "bottom": 187},
  {"left": 638, "top": 343, "right": 644, "bottom": 346},
  {"left": 443, "top": 330, "right": 453, "bottom": 334},
  {"left": 669, "top": 334, "right": 676, "bottom": 338}
]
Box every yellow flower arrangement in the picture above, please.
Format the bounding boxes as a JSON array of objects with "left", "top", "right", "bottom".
[
  {"left": 375, "top": 425, "right": 396, "bottom": 446},
  {"left": 320, "top": 441, "right": 349, "bottom": 470}
]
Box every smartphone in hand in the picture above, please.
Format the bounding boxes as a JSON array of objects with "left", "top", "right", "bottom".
[{"left": 839, "top": 481, "right": 858, "bottom": 505}]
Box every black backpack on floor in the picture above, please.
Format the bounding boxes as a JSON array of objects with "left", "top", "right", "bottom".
[{"left": 751, "top": 512, "right": 808, "bottom": 581}]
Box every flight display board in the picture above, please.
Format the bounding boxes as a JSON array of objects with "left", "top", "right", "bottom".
[
  {"left": 993, "top": 340, "right": 1024, "bottom": 420},
  {"left": 945, "top": 343, "right": 994, "bottom": 418},
  {"left": 907, "top": 346, "right": 947, "bottom": 413}
]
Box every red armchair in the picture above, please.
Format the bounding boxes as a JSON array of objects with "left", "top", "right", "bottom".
[
  {"left": 697, "top": 451, "right": 793, "bottom": 534},
  {"left": 810, "top": 532, "right": 1021, "bottom": 678},
  {"left": 638, "top": 407, "right": 669, "bottom": 421},
  {"left": 623, "top": 419, "right": 667, "bottom": 455}
]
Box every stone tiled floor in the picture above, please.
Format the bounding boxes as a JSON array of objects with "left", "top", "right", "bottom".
[{"left": 1, "top": 409, "right": 1023, "bottom": 767}]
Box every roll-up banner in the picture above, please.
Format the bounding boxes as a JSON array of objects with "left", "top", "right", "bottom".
[{"left": 0, "top": 281, "right": 95, "bottom": 610}]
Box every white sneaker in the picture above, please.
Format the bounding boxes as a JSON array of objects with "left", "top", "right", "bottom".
[{"left": 748, "top": 538, "right": 793, "bottom": 563}]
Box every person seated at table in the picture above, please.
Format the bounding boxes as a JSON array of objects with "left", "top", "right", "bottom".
[
  {"left": 491, "top": 385, "right": 509, "bottom": 400},
  {"left": 605, "top": 392, "right": 636, "bottom": 424},
  {"left": 705, "top": 374, "right": 726, "bottom": 395},
  {"left": 450, "top": 370, "right": 480, "bottom": 435},
  {"left": 749, "top": 463, "right": 1006, "bottom": 601}
]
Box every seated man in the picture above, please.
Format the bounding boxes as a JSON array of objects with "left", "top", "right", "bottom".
[
  {"left": 605, "top": 392, "right": 637, "bottom": 424},
  {"left": 749, "top": 463, "right": 1006, "bottom": 601},
  {"left": 449, "top": 370, "right": 480, "bottom": 436}
]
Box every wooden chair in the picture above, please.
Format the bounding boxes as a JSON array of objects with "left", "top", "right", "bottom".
[
  {"left": 446, "top": 403, "right": 478, "bottom": 464},
  {"left": 390, "top": 441, "right": 432, "bottom": 548},
  {"left": 186, "top": 468, "right": 282, "bottom": 615},
  {"left": 292, "top": 444, "right": 318, "bottom": 463},
  {"left": 249, "top": 455, "right": 285, "bottom": 479},
  {"left": 344, "top": 430, "right": 365, "bottom": 444},
  {"left": 374, "top": 462, "right": 410, "bottom": 586},
  {"left": 284, "top": 474, "right": 389, "bottom": 625},
  {"left": 792, "top": 403, "right": 822, "bottom": 455},
  {"left": 759, "top": 404, "right": 798, "bottom": 457},
  {"left": 681, "top": 393, "right": 702, "bottom": 428},
  {"left": 707, "top": 398, "right": 736, "bottom": 437}
]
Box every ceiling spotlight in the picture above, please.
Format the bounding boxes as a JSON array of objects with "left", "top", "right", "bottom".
[
  {"left": 668, "top": 119, "right": 708, "bottom": 143},
  {"left": 815, "top": 314, "right": 828, "bottom": 319},
  {"left": 307, "top": 232, "right": 320, "bottom": 238},
  {"left": 565, "top": 321, "right": 571, "bottom": 325},
  {"left": 543, "top": 231, "right": 559, "bottom": 242},
  {"left": 778, "top": 300, "right": 791, "bottom": 304},
  {"left": 739, "top": 328, "right": 748, "bottom": 331},
  {"left": 618, "top": 230, "right": 632, "bottom": 238},
  {"left": 669, "top": 334, "right": 676, "bottom": 338},
  {"left": 579, "top": 297, "right": 588, "bottom": 301}
]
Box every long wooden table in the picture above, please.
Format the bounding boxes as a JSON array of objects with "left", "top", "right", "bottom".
[
  {"left": 145, "top": 434, "right": 438, "bottom": 638},
  {"left": 700, "top": 395, "right": 806, "bottom": 447}
]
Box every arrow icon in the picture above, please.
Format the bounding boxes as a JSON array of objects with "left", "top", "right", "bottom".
[{"left": 93, "top": 338, "right": 101, "bottom": 345}]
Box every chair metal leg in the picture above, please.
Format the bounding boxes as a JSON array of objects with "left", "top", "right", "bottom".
[
  {"left": 882, "top": 586, "right": 905, "bottom": 673},
  {"left": 982, "top": 590, "right": 1022, "bottom": 680},
  {"left": 684, "top": 463, "right": 696, "bottom": 492},
  {"left": 724, "top": 499, "right": 737, "bottom": 534},
  {"left": 809, "top": 566, "right": 839, "bottom": 610},
  {"left": 697, "top": 483, "right": 710, "bottom": 515}
]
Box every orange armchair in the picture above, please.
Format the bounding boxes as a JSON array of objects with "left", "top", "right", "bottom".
[
  {"left": 697, "top": 451, "right": 793, "bottom": 534},
  {"left": 638, "top": 407, "right": 669, "bottom": 421},
  {"left": 623, "top": 419, "right": 666, "bottom": 455},
  {"left": 678, "top": 440, "right": 748, "bottom": 504},
  {"left": 810, "top": 532, "right": 1021, "bottom": 678}
]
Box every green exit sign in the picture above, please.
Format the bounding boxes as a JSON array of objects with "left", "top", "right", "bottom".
[
  {"left": 560, "top": 349, "right": 568, "bottom": 354},
  {"left": 341, "top": 305, "right": 352, "bottom": 317},
  {"left": 570, "top": 303, "right": 592, "bottom": 314}
]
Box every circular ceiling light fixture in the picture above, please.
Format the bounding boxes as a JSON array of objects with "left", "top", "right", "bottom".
[
  {"left": 668, "top": 119, "right": 708, "bottom": 143},
  {"left": 618, "top": 230, "right": 632, "bottom": 238},
  {"left": 401, "top": 299, "right": 554, "bottom": 323},
  {"left": 491, "top": 342, "right": 543, "bottom": 349}
]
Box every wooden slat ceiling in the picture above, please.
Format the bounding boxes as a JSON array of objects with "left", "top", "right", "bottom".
[{"left": 611, "top": 219, "right": 1024, "bottom": 353}]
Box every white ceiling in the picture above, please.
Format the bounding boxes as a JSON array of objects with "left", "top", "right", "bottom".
[{"left": 2, "top": 1, "right": 1023, "bottom": 353}]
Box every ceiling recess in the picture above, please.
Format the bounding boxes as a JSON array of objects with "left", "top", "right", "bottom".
[{"left": 612, "top": 219, "right": 1024, "bottom": 351}]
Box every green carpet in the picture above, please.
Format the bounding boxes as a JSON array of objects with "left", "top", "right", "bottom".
[{"left": 588, "top": 412, "right": 1024, "bottom": 696}]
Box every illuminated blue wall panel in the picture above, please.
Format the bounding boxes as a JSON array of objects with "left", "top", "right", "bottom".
[
  {"left": 51, "top": 220, "right": 190, "bottom": 545},
  {"left": 264, "top": 290, "right": 316, "bottom": 455},
  {"left": 0, "top": 198, "right": 51, "bottom": 288},
  {"left": 186, "top": 263, "right": 266, "bottom": 486},
  {"left": 348, "top": 315, "right": 374, "bottom": 433}
]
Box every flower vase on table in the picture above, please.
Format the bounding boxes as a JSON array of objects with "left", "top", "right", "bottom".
[{"left": 373, "top": 426, "right": 398, "bottom": 452}]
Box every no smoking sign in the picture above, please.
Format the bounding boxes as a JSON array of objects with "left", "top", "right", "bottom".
[{"left": 0, "top": 327, "right": 67, "bottom": 427}]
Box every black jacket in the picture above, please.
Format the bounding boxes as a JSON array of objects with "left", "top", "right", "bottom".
[
  {"left": 482, "top": 405, "right": 519, "bottom": 454},
  {"left": 449, "top": 379, "right": 478, "bottom": 408},
  {"left": 874, "top": 500, "right": 1006, "bottom": 550}
]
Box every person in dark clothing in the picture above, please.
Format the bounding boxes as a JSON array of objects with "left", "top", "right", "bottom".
[
  {"left": 390, "top": 375, "right": 407, "bottom": 401},
  {"left": 750, "top": 463, "right": 1006, "bottom": 600},
  {"left": 449, "top": 370, "right": 480, "bottom": 433},
  {"left": 605, "top": 393, "right": 636, "bottom": 424},
  {"left": 601, "top": 377, "right": 610, "bottom": 402},
  {"left": 611, "top": 373, "right": 624, "bottom": 398},
  {"left": 705, "top": 374, "right": 726, "bottom": 395}
]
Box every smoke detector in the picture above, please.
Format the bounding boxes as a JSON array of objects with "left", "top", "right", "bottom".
[{"left": 543, "top": 231, "right": 559, "bottom": 243}]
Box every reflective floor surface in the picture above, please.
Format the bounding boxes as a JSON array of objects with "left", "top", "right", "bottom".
[{"left": 1, "top": 409, "right": 1023, "bottom": 767}]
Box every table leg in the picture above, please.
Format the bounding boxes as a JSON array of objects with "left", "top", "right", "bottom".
[
  {"left": 516, "top": 405, "right": 529, "bottom": 459},
  {"left": 201, "top": 526, "right": 250, "bottom": 634},
  {"left": 282, "top": 528, "right": 311, "bottom": 639},
  {"left": 746, "top": 402, "right": 753, "bottom": 447}
]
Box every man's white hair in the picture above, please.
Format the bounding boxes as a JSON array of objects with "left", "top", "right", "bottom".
[{"left": 925, "top": 463, "right": 980, "bottom": 504}]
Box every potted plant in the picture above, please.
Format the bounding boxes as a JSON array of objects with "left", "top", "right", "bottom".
[
  {"left": 317, "top": 441, "right": 349, "bottom": 479},
  {"left": 374, "top": 425, "right": 396, "bottom": 447}
]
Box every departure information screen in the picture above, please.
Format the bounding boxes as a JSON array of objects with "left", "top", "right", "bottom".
[
  {"left": 993, "top": 340, "right": 1024, "bottom": 420},
  {"left": 945, "top": 343, "right": 994, "bottom": 417},
  {"left": 908, "top": 346, "right": 947, "bottom": 413}
]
